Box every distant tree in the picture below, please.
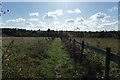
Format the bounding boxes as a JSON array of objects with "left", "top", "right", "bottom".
[
  {"left": 38, "top": 29, "right": 40, "bottom": 31},
  {"left": 47, "top": 28, "right": 51, "bottom": 32}
]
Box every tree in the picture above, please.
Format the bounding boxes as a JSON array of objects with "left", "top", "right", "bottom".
[{"left": 47, "top": 28, "right": 50, "bottom": 32}]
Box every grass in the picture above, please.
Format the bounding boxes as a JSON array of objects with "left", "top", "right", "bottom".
[
  {"left": 2, "top": 37, "right": 120, "bottom": 79},
  {"left": 2, "top": 37, "right": 49, "bottom": 78},
  {"left": 37, "top": 38, "right": 80, "bottom": 78},
  {"left": 2, "top": 37, "right": 81, "bottom": 79},
  {"left": 74, "top": 37, "right": 120, "bottom": 79},
  {"left": 75, "top": 38, "right": 119, "bottom": 54}
]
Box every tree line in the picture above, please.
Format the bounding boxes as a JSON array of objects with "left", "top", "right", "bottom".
[{"left": 2, "top": 28, "right": 120, "bottom": 39}]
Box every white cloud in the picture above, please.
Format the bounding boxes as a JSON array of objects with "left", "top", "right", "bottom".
[
  {"left": 39, "top": 21, "right": 46, "bottom": 24},
  {"left": 47, "top": 9, "right": 63, "bottom": 16},
  {"left": 64, "top": 17, "right": 91, "bottom": 30},
  {"left": 7, "top": 19, "right": 117, "bottom": 31},
  {"left": 7, "top": 20, "right": 17, "bottom": 23},
  {"left": 74, "top": 8, "right": 81, "bottom": 13},
  {"left": 108, "top": 6, "right": 118, "bottom": 12},
  {"left": 44, "top": 9, "right": 63, "bottom": 19},
  {"left": 80, "top": 20, "right": 92, "bottom": 27},
  {"left": 48, "top": 23, "right": 75, "bottom": 31},
  {"left": 21, "top": 20, "right": 47, "bottom": 30},
  {"left": 29, "top": 12, "right": 39, "bottom": 16},
  {"left": 67, "top": 8, "right": 81, "bottom": 14},
  {"left": 97, "top": 21, "right": 118, "bottom": 31},
  {"left": 33, "top": 21, "right": 46, "bottom": 30},
  {"left": 101, "top": 19, "right": 110, "bottom": 23},
  {"left": 81, "top": 21, "right": 118, "bottom": 31},
  {"left": 44, "top": 14, "right": 57, "bottom": 19},
  {"left": 75, "top": 17, "right": 84, "bottom": 22},
  {"left": 65, "top": 19, "right": 75, "bottom": 23},
  {"left": 64, "top": 15, "right": 117, "bottom": 31},
  {"left": 17, "top": 18, "right": 26, "bottom": 22},
  {"left": 63, "top": 13, "right": 118, "bottom": 31},
  {"left": 53, "top": 21, "right": 60, "bottom": 25},
  {"left": 4, "top": 9, "right": 118, "bottom": 31},
  {"left": 67, "top": 10, "right": 74, "bottom": 13},
  {"left": 89, "top": 12, "right": 110, "bottom": 21},
  {"left": 65, "top": 17, "right": 84, "bottom": 23},
  {"left": 103, "top": 21, "right": 118, "bottom": 26},
  {"left": 7, "top": 18, "right": 26, "bottom": 23},
  {"left": 28, "top": 18, "right": 39, "bottom": 21}
]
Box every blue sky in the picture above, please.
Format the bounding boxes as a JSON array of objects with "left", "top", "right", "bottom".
[{"left": 0, "top": 2, "right": 118, "bottom": 31}]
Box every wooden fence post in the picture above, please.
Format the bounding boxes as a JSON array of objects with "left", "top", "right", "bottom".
[
  {"left": 80, "top": 41, "right": 85, "bottom": 62},
  {"left": 105, "top": 48, "right": 111, "bottom": 80},
  {"left": 72, "top": 39, "right": 75, "bottom": 55},
  {"left": 73, "top": 39, "right": 76, "bottom": 48},
  {"left": 69, "top": 38, "right": 71, "bottom": 43},
  {"left": 73, "top": 39, "right": 76, "bottom": 55}
]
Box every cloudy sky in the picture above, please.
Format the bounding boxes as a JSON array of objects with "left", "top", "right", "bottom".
[{"left": 1, "top": 2, "right": 118, "bottom": 31}]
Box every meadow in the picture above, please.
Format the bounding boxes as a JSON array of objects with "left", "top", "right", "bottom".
[
  {"left": 2, "top": 37, "right": 82, "bottom": 78},
  {"left": 2, "top": 37, "right": 50, "bottom": 78},
  {"left": 2, "top": 37, "right": 120, "bottom": 79},
  {"left": 75, "top": 38, "right": 119, "bottom": 54},
  {"left": 72, "top": 37, "right": 120, "bottom": 79}
]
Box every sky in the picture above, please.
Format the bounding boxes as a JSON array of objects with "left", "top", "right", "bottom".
[
  {"left": 2, "top": 0, "right": 119, "bottom": 2},
  {"left": 0, "top": 2, "right": 119, "bottom": 31}
]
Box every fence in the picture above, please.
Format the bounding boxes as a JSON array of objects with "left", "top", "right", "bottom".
[{"left": 71, "top": 39, "right": 120, "bottom": 80}]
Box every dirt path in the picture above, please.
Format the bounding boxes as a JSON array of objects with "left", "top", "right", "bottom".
[{"left": 40, "top": 38, "right": 76, "bottom": 78}]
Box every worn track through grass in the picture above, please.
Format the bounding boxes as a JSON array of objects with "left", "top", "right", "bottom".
[
  {"left": 40, "top": 38, "right": 76, "bottom": 78},
  {"left": 2, "top": 37, "right": 81, "bottom": 78}
]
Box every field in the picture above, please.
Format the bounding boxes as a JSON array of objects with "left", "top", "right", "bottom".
[
  {"left": 2, "top": 37, "right": 120, "bottom": 79},
  {"left": 2, "top": 37, "right": 82, "bottom": 78},
  {"left": 74, "top": 37, "right": 120, "bottom": 79},
  {"left": 76, "top": 38, "right": 119, "bottom": 54}
]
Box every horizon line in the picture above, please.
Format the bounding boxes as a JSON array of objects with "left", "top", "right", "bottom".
[{"left": 1, "top": 28, "right": 119, "bottom": 32}]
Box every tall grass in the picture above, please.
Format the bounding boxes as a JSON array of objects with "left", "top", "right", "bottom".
[
  {"left": 73, "top": 38, "right": 120, "bottom": 79},
  {"left": 63, "top": 37, "right": 120, "bottom": 79},
  {"left": 76, "top": 38, "right": 119, "bottom": 54},
  {"left": 2, "top": 37, "right": 50, "bottom": 78}
]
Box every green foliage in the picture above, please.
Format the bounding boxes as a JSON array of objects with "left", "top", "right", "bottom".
[
  {"left": 38, "top": 38, "right": 82, "bottom": 78},
  {"left": 2, "top": 37, "right": 84, "bottom": 79},
  {"left": 85, "top": 49, "right": 105, "bottom": 79},
  {"left": 2, "top": 37, "right": 49, "bottom": 78},
  {"left": 2, "top": 28, "right": 120, "bottom": 39},
  {"left": 2, "top": 37, "right": 120, "bottom": 79},
  {"left": 72, "top": 38, "right": 120, "bottom": 79}
]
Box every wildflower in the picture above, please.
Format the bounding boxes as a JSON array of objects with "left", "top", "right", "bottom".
[
  {"left": 6, "top": 58, "right": 9, "bottom": 61},
  {"left": 4, "top": 54, "right": 8, "bottom": 57}
]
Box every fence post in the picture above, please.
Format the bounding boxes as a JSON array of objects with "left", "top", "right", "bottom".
[
  {"left": 73, "top": 39, "right": 77, "bottom": 69},
  {"left": 72, "top": 39, "right": 75, "bottom": 56},
  {"left": 105, "top": 48, "right": 111, "bottom": 80},
  {"left": 69, "top": 38, "right": 71, "bottom": 43},
  {"left": 73, "top": 39, "right": 76, "bottom": 48},
  {"left": 80, "top": 41, "right": 85, "bottom": 62},
  {"left": 73, "top": 39, "right": 76, "bottom": 55}
]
